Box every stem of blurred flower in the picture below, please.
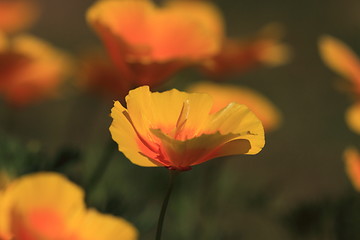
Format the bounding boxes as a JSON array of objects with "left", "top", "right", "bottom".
[
  {"left": 156, "top": 169, "right": 178, "bottom": 240},
  {"left": 84, "top": 138, "right": 117, "bottom": 197}
]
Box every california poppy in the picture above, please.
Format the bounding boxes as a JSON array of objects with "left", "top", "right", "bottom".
[
  {"left": 0, "top": 172, "right": 137, "bottom": 240},
  {"left": 109, "top": 86, "right": 264, "bottom": 171},
  {"left": 0, "top": 34, "right": 71, "bottom": 106},
  {"left": 87, "top": 0, "right": 223, "bottom": 87}
]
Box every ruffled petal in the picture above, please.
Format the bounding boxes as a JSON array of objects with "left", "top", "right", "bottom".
[{"left": 110, "top": 100, "right": 159, "bottom": 167}]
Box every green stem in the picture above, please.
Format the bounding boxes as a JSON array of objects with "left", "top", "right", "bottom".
[
  {"left": 85, "top": 139, "right": 117, "bottom": 195},
  {"left": 156, "top": 169, "right": 178, "bottom": 240}
]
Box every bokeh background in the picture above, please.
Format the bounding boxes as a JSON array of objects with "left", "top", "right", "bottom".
[{"left": 2, "top": 0, "right": 360, "bottom": 239}]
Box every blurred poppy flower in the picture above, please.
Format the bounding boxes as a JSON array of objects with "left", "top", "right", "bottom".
[
  {"left": 319, "top": 35, "right": 360, "bottom": 96},
  {"left": 0, "top": 0, "right": 39, "bottom": 33},
  {"left": 87, "top": 0, "right": 223, "bottom": 87},
  {"left": 78, "top": 49, "right": 131, "bottom": 102},
  {"left": 201, "top": 23, "right": 290, "bottom": 79},
  {"left": 344, "top": 147, "right": 360, "bottom": 191},
  {"left": 0, "top": 34, "right": 71, "bottom": 106},
  {"left": 109, "top": 86, "right": 264, "bottom": 171},
  {"left": 0, "top": 172, "right": 138, "bottom": 240},
  {"left": 187, "top": 82, "right": 282, "bottom": 132},
  {"left": 345, "top": 103, "right": 360, "bottom": 134}
]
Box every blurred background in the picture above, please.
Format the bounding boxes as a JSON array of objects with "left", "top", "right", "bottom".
[{"left": 1, "top": 0, "right": 360, "bottom": 239}]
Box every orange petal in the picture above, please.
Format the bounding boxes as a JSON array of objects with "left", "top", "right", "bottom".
[
  {"left": 344, "top": 147, "right": 360, "bottom": 191},
  {"left": 319, "top": 35, "right": 360, "bottom": 90},
  {"left": 0, "top": 0, "right": 39, "bottom": 33}
]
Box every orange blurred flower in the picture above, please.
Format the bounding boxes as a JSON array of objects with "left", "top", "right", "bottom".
[
  {"left": 344, "top": 147, "right": 360, "bottom": 191},
  {"left": 187, "top": 82, "right": 282, "bottom": 132},
  {"left": 78, "top": 50, "right": 131, "bottom": 102},
  {"left": 319, "top": 36, "right": 360, "bottom": 134},
  {"left": 201, "top": 23, "right": 290, "bottom": 78},
  {"left": 0, "top": 34, "right": 71, "bottom": 106},
  {"left": 109, "top": 86, "right": 264, "bottom": 171},
  {"left": 0, "top": 0, "right": 39, "bottom": 33},
  {"left": 87, "top": 0, "right": 224, "bottom": 87},
  {"left": 319, "top": 35, "right": 360, "bottom": 96},
  {"left": 0, "top": 172, "right": 138, "bottom": 240}
]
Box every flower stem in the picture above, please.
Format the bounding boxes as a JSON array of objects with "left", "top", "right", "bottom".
[
  {"left": 85, "top": 139, "right": 117, "bottom": 195},
  {"left": 156, "top": 169, "right": 178, "bottom": 240}
]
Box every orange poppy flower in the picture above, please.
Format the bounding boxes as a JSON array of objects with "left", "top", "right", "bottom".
[
  {"left": 0, "top": 34, "right": 71, "bottom": 106},
  {"left": 87, "top": 0, "right": 223, "bottom": 87},
  {"left": 0, "top": 172, "right": 138, "bottom": 240},
  {"left": 187, "top": 82, "right": 282, "bottom": 132},
  {"left": 201, "top": 23, "right": 290, "bottom": 78},
  {"left": 109, "top": 86, "right": 264, "bottom": 171},
  {"left": 0, "top": 0, "right": 39, "bottom": 33},
  {"left": 344, "top": 147, "right": 360, "bottom": 191},
  {"left": 319, "top": 35, "right": 360, "bottom": 96}
]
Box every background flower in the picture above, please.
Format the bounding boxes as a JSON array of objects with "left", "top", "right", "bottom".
[
  {"left": 0, "top": 0, "right": 39, "bottom": 34},
  {"left": 0, "top": 34, "right": 71, "bottom": 106},
  {"left": 87, "top": 0, "right": 224, "bottom": 87},
  {"left": 0, "top": 172, "right": 138, "bottom": 240}
]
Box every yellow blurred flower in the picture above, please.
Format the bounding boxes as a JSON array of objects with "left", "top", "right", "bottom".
[
  {"left": 187, "top": 82, "right": 282, "bottom": 132},
  {"left": 87, "top": 0, "right": 224, "bottom": 87},
  {"left": 201, "top": 23, "right": 290, "bottom": 78},
  {"left": 0, "top": 0, "right": 39, "bottom": 33},
  {"left": 109, "top": 86, "right": 264, "bottom": 170},
  {"left": 0, "top": 172, "right": 138, "bottom": 240},
  {"left": 345, "top": 103, "right": 360, "bottom": 134},
  {"left": 0, "top": 34, "right": 71, "bottom": 106},
  {"left": 344, "top": 147, "right": 360, "bottom": 191},
  {"left": 319, "top": 35, "right": 360, "bottom": 95}
]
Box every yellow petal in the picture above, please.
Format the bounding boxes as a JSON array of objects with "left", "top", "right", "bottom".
[
  {"left": 110, "top": 101, "right": 159, "bottom": 167},
  {"left": 188, "top": 82, "right": 281, "bottom": 132},
  {"left": 205, "top": 102, "right": 265, "bottom": 154},
  {"left": 76, "top": 209, "right": 138, "bottom": 240},
  {"left": 319, "top": 35, "right": 360, "bottom": 82},
  {"left": 125, "top": 86, "right": 213, "bottom": 139},
  {"left": 345, "top": 103, "right": 360, "bottom": 134},
  {"left": 151, "top": 128, "right": 248, "bottom": 168}
]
